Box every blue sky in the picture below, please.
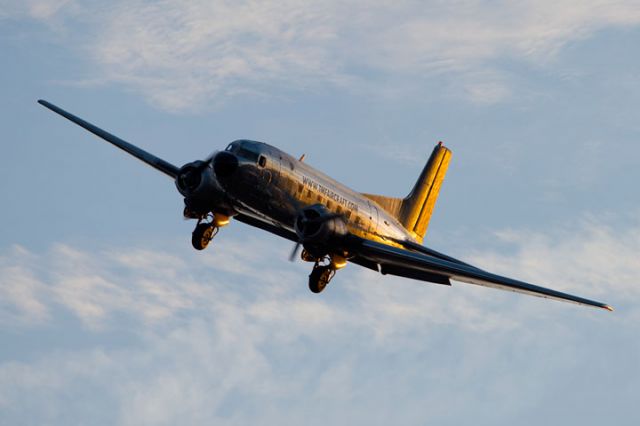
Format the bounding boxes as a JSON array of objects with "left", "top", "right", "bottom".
[{"left": 1, "top": 1, "right": 639, "bottom": 424}]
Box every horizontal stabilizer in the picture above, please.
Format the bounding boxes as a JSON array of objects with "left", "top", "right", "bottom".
[
  {"left": 362, "top": 143, "right": 451, "bottom": 243},
  {"left": 361, "top": 194, "right": 403, "bottom": 217}
]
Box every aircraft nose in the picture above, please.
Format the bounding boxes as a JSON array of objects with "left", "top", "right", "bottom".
[{"left": 213, "top": 151, "right": 238, "bottom": 178}]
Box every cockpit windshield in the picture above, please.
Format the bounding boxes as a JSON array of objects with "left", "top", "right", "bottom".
[
  {"left": 224, "top": 140, "right": 263, "bottom": 163},
  {"left": 236, "top": 145, "right": 260, "bottom": 163}
]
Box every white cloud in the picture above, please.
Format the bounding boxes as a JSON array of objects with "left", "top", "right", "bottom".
[
  {"left": 467, "top": 217, "right": 640, "bottom": 303},
  {"left": 8, "top": 0, "right": 640, "bottom": 110},
  {"left": 1, "top": 217, "right": 635, "bottom": 332},
  {"left": 0, "top": 246, "right": 50, "bottom": 324},
  {"left": 0, "top": 0, "right": 76, "bottom": 23},
  {"left": 27, "top": 0, "right": 73, "bottom": 21},
  {"left": 0, "top": 217, "right": 638, "bottom": 424}
]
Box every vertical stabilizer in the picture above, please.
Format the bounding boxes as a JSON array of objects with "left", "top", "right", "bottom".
[{"left": 399, "top": 142, "right": 451, "bottom": 242}]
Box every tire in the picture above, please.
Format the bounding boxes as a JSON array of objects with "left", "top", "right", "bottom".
[
  {"left": 192, "top": 223, "right": 215, "bottom": 250},
  {"left": 309, "top": 266, "right": 332, "bottom": 293}
]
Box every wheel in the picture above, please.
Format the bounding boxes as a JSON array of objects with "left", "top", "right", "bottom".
[
  {"left": 308, "top": 266, "right": 334, "bottom": 294},
  {"left": 192, "top": 223, "right": 216, "bottom": 250}
]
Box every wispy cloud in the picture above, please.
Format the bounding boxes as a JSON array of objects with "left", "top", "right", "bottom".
[
  {"left": 0, "top": 217, "right": 638, "bottom": 424},
  {"left": 1, "top": 217, "right": 636, "bottom": 332},
  {"left": 0, "top": 0, "right": 77, "bottom": 26},
  {"left": 7, "top": 0, "right": 640, "bottom": 110},
  {"left": 0, "top": 246, "right": 50, "bottom": 325},
  {"left": 467, "top": 217, "right": 640, "bottom": 302}
]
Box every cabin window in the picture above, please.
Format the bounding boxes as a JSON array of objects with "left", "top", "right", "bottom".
[
  {"left": 317, "top": 195, "right": 323, "bottom": 203},
  {"left": 258, "top": 155, "right": 267, "bottom": 168},
  {"left": 297, "top": 183, "right": 304, "bottom": 193},
  {"left": 327, "top": 201, "right": 333, "bottom": 209},
  {"left": 306, "top": 189, "right": 312, "bottom": 199},
  {"left": 345, "top": 211, "right": 352, "bottom": 219},
  {"left": 336, "top": 206, "right": 342, "bottom": 214}
]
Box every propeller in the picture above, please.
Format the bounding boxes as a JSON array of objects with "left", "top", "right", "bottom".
[
  {"left": 289, "top": 241, "right": 303, "bottom": 262},
  {"left": 289, "top": 207, "right": 343, "bottom": 262},
  {"left": 176, "top": 160, "right": 207, "bottom": 193},
  {"left": 176, "top": 151, "right": 238, "bottom": 197}
]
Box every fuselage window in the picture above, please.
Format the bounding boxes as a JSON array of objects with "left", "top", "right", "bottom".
[
  {"left": 345, "top": 211, "right": 352, "bottom": 220},
  {"left": 317, "top": 195, "right": 323, "bottom": 203},
  {"left": 258, "top": 155, "right": 267, "bottom": 168},
  {"left": 306, "top": 189, "right": 312, "bottom": 199},
  {"left": 297, "top": 183, "right": 304, "bottom": 193},
  {"left": 327, "top": 200, "right": 333, "bottom": 210}
]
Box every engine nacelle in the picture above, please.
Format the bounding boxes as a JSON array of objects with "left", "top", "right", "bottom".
[
  {"left": 175, "top": 159, "right": 225, "bottom": 215},
  {"left": 295, "top": 204, "right": 348, "bottom": 257}
]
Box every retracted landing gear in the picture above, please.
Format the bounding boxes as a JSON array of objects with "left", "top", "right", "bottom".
[{"left": 306, "top": 252, "right": 347, "bottom": 294}]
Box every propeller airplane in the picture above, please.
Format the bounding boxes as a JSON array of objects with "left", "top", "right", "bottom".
[{"left": 38, "top": 100, "right": 613, "bottom": 312}]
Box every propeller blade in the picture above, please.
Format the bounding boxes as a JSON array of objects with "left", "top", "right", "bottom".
[{"left": 289, "top": 242, "right": 302, "bottom": 262}]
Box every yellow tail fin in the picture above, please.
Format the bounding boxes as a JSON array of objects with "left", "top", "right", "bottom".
[
  {"left": 400, "top": 142, "right": 451, "bottom": 242},
  {"left": 363, "top": 142, "right": 451, "bottom": 243}
]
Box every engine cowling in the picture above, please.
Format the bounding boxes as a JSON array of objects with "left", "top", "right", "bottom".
[
  {"left": 175, "top": 159, "right": 225, "bottom": 215},
  {"left": 294, "top": 204, "right": 348, "bottom": 257},
  {"left": 176, "top": 161, "right": 204, "bottom": 194}
]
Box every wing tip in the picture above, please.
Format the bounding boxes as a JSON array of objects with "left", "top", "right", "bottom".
[
  {"left": 38, "top": 99, "right": 53, "bottom": 109},
  {"left": 603, "top": 304, "right": 614, "bottom": 312}
]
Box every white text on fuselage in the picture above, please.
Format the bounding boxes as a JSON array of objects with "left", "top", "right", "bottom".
[{"left": 301, "top": 176, "right": 359, "bottom": 212}]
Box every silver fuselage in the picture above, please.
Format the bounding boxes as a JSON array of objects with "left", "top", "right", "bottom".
[{"left": 218, "top": 140, "right": 414, "bottom": 247}]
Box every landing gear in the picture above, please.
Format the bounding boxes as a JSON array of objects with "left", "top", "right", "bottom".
[
  {"left": 192, "top": 222, "right": 218, "bottom": 250},
  {"left": 303, "top": 251, "right": 348, "bottom": 293},
  {"left": 189, "top": 210, "right": 230, "bottom": 251},
  {"left": 309, "top": 264, "right": 335, "bottom": 294}
]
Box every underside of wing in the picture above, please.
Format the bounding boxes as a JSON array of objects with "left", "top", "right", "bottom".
[{"left": 348, "top": 237, "right": 612, "bottom": 311}]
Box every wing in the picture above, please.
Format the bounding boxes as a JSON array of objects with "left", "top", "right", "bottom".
[
  {"left": 347, "top": 237, "right": 612, "bottom": 311},
  {"left": 235, "top": 213, "right": 298, "bottom": 243},
  {"left": 38, "top": 100, "right": 180, "bottom": 178}
]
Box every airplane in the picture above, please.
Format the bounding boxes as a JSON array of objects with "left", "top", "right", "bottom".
[{"left": 38, "top": 99, "right": 613, "bottom": 311}]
